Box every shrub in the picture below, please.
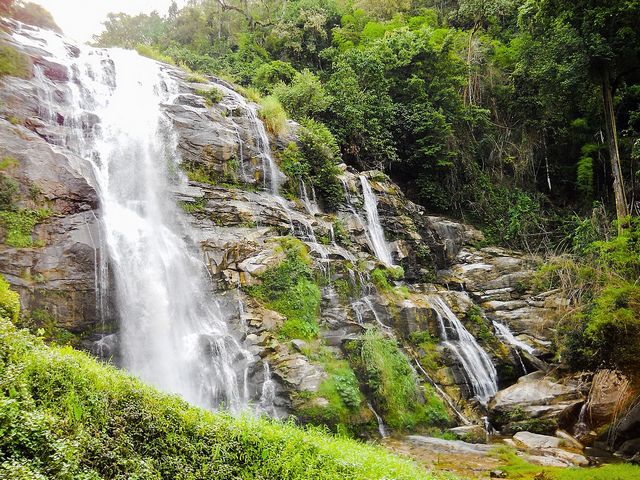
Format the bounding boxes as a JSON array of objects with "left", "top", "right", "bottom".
[
  {"left": 0, "top": 275, "right": 19, "bottom": 323},
  {"left": 252, "top": 60, "right": 297, "bottom": 93},
  {"left": 258, "top": 95, "right": 288, "bottom": 136},
  {"left": 0, "top": 44, "right": 31, "bottom": 78},
  {"left": 249, "top": 238, "right": 321, "bottom": 340},
  {"left": 0, "top": 209, "right": 50, "bottom": 248},
  {"left": 0, "top": 174, "right": 18, "bottom": 211},
  {"left": 298, "top": 119, "right": 344, "bottom": 210},
  {"left": 273, "top": 69, "right": 332, "bottom": 120},
  {"left": 195, "top": 87, "right": 223, "bottom": 106}
]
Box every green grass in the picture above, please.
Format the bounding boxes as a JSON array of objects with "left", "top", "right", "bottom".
[
  {"left": 135, "top": 44, "right": 175, "bottom": 65},
  {"left": 0, "top": 278, "right": 446, "bottom": 480},
  {"left": 494, "top": 446, "right": 640, "bottom": 479},
  {"left": 0, "top": 45, "right": 31, "bottom": 78},
  {"left": 258, "top": 95, "right": 288, "bottom": 136},
  {"left": 185, "top": 73, "right": 208, "bottom": 83},
  {"left": 0, "top": 208, "right": 50, "bottom": 248}
]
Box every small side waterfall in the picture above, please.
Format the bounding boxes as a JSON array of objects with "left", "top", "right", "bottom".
[
  {"left": 359, "top": 176, "right": 394, "bottom": 265},
  {"left": 259, "top": 362, "right": 276, "bottom": 416},
  {"left": 14, "top": 25, "right": 251, "bottom": 412},
  {"left": 428, "top": 296, "right": 498, "bottom": 404},
  {"left": 493, "top": 321, "right": 535, "bottom": 354},
  {"left": 367, "top": 402, "right": 389, "bottom": 438}
]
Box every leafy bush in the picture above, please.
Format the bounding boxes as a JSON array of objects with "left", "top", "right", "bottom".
[
  {"left": 258, "top": 95, "right": 288, "bottom": 136},
  {"left": 0, "top": 174, "right": 18, "bottom": 211},
  {"left": 537, "top": 218, "right": 640, "bottom": 372},
  {"left": 296, "top": 346, "right": 365, "bottom": 432},
  {"left": 297, "top": 119, "right": 344, "bottom": 210},
  {"left": 195, "top": 87, "right": 223, "bottom": 106},
  {"left": 273, "top": 69, "right": 332, "bottom": 120},
  {"left": 249, "top": 238, "right": 321, "bottom": 340},
  {"left": 252, "top": 60, "right": 297, "bottom": 93},
  {"left": 0, "top": 45, "right": 31, "bottom": 78},
  {"left": 0, "top": 281, "right": 440, "bottom": 480}
]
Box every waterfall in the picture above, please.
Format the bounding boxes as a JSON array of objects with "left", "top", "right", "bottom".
[
  {"left": 13, "top": 25, "right": 251, "bottom": 412},
  {"left": 428, "top": 296, "right": 498, "bottom": 404},
  {"left": 493, "top": 321, "right": 534, "bottom": 374},
  {"left": 359, "top": 176, "right": 394, "bottom": 265},
  {"left": 259, "top": 362, "right": 276, "bottom": 417},
  {"left": 492, "top": 321, "right": 535, "bottom": 354},
  {"left": 367, "top": 402, "right": 389, "bottom": 438}
]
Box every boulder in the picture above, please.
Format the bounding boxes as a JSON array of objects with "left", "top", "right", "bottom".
[
  {"left": 513, "top": 431, "right": 561, "bottom": 450},
  {"left": 489, "top": 373, "right": 583, "bottom": 434}
]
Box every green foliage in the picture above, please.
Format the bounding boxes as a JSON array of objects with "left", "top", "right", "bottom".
[
  {"left": 185, "top": 73, "right": 207, "bottom": 83},
  {"left": 252, "top": 60, "right": 297, "bottom": 94},
  {"left": 0, "top": 296, "right": 444, "bottom": 479},
  {"left": 297, "top": 119, "right": 344, "bottom": 210},
  {"left": 464, "top": 306, "right": 492, "bottom": 343},
  {"left": 0, "top": 275, "right": 19, "bottom": 324},
  {"left": 273, "top": 69, "right": 332, "bottom": 120},
  {"left": 371, "top": 268, "right": 392, "bottom": 291},
  {"left": 249, "top": 238, "right": 321, "bottom": 340},
  {"left": 536, "top": 218, "right": 640, "bottom": 373},
  {"left": 195, "top": 87, "right": 223, "bottom": 106},
  {"left": 0, "top": 45, "right": 31, "bottom": 79},
  {"left": 296, "top": 345, "right": 365, "bottom": 431},
  {"left": 179, "top": 197, "right": 207, "bottom": 214},
  {"left": 0, "top": 209, "right": 50, "bottom": 248},
  {"left": 371, "top": 266, "right": 404, "bottom": 293},
  {"left": 258, "top": 95, "right": 288, "bottom": 136},
  {"left": 348, "top": 329, "right": 449, "bottom": 430},
  {"left": 135, "top": 44, "right": 175, "bottom": 65},
  {"left": 0, "top": 175, "right": 18, "bottom": 211}
]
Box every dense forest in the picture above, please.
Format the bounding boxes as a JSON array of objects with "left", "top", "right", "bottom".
[{"left": 91, "top": 0, "right": 640, "bottom": 251}]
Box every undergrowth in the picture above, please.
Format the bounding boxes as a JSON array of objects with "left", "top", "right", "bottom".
[
  {"left": 347, "top": 329, "right": 449, "bottom": 430},
  {"left": 532, "top": 217, "right": 640, "bottom": 374}
]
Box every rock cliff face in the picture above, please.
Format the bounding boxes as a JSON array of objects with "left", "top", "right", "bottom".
[{"left": 1, "top": 18, "right": 638, "bottom": 460}]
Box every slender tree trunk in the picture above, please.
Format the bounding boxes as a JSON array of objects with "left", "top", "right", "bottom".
[{"left": 601, "top": 69, "right": 628, "bottom": 231}]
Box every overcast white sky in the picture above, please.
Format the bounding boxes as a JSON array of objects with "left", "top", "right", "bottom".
[{"left": 33, "top": 0, "right": 186, "bottom": 43}]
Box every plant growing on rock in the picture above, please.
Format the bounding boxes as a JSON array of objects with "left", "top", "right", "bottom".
[{"left": 248, "top": 237, "right": 321, "bottom": 340}]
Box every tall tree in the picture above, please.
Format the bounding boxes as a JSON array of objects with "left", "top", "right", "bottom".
[{"left": 537, "top": 0, "right": 640, "bottom": 228}]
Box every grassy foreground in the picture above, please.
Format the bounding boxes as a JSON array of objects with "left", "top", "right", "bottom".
[{"left": 0, "top": 279, "right": 444, "bottom": 480}]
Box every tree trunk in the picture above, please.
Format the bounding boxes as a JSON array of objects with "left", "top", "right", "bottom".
[{"left": 601, "top": 69, "right": 628, "bottom": 231}]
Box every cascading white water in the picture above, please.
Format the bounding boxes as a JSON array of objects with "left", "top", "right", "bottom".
[
  {"left": 492, "top": 321, "right": 535, "bottom": 354},
  {"left": 259, "top": 362, "right": 276, "bottom": 417},
  {"left": 359, "top": 176, "right": 394, "bottom": 266},
  {"left": 493, "top": 321, "right": 534, "bottom": 374},
  {"left": 367, "top": 402, "right": 389, "bottom": 438},
  {"left": 428, "top": 296, "right": 498, "bottom": 404},
  {"left": 13, "top": 25, "right": 251, "bottom": 412}
]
